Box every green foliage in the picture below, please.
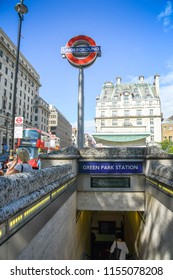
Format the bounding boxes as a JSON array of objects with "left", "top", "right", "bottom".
[
  {"left": 167, "top": 145, "right": 173, "bottom": 154},
  {"left": 159, "top": 139, "right": 170, "bottom": 150},
  {"left": 158, "top": 140, "right": 173, "bottom": 153}
]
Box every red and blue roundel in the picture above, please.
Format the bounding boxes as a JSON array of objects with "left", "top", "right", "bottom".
[{"left": 61, "top": 35, "right": 101, "bottom": 67}]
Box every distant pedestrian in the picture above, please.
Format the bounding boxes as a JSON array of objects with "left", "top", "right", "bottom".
[
  {"left": 5, "top": 148, "right": 32, "bottom": 175},
  {"left": 110, "top": 233, "right": 129, "bottom": 260}
]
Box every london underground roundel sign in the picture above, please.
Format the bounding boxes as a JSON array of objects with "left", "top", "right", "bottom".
[{"left": 61, "top": 35, "right": 101, "bottom": 67}]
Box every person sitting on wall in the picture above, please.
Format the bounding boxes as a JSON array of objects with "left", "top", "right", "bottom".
[{"left": 5, "top": 148, "right": 32, "bottom": 175}]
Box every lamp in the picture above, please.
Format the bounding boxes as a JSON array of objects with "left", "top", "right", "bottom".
[{"left": 10, "top": 0, "right": 28, "bottom": 160}]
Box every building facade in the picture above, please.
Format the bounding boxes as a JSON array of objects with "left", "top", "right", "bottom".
[
  {"left": 0, "top": 28, "right": 45, "bottom": 152},
  {"left": 49, "top": 105, "right": 72, "bottom": 148},
  {"left": 33, "top": 96, "right": 50, "bottom": 133},
  {"left": 161, "top": 118, "right": 173, "bottom": 142},
  {"left": 93, "top": 75, "right": 162, "bottom": 146}
]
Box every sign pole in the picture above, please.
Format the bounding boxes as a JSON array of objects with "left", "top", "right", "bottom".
[
  {"left": 77, "top": 66, "right": 84, "bottom": 148},
  {"left": 61, "top": 35, "right": 101, "bottom": 149}
]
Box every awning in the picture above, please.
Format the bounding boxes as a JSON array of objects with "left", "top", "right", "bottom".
[{"left": 92, "top": 133, "right": 150, "bottom": 143}]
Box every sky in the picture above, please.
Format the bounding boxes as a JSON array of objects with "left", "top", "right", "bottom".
[{"left": 1, "top": 0, "right": 173, "bottom": 133}]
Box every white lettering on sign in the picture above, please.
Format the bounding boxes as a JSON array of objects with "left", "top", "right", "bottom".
[
  {"left": 79, "top": 161, "right": 143, "bottom": 174},
  {"left": 115, "top": 164, "right": 139, "bottom": 170},
  {"left": 101, "top": 165, "right": 114, "bottom": 170},
  {"left": 83, "top": 165, "right": 100, "bottom": 170}
]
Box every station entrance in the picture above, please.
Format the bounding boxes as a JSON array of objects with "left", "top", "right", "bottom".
[{"left": 80, "top": 210, "right": 141, "bottom": 260}]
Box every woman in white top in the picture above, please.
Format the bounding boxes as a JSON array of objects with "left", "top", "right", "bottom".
[
  {"left": 6, "top": 148, "right": 32, "bottom": 175},
  {"left": 110, "top": 236, "right": 129, "bottom": 260}
]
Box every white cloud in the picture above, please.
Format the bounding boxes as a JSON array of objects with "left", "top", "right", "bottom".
[
  {"left": 160, "top": 72, "right": 173, "bottom": 117},
  {"left": 157, "top": 1, "right": 172, "bottom": 19},
  {"left": 128, "top": 72, "right": 173, "bottom": 118},
  {"left": 160, "top": 71, "right": 173, "bottom": 84},
  {"left": 160, "top": 83, "right": 173, "bottom": 117},
  {"left": 166, "top": 56, "right": 173, "bottom": 70},
  {"left": 157, "top": 1, "right": 173, "bottom": 31}
]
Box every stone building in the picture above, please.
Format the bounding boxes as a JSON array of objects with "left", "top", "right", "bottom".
[
  {"left": 49, "top": 104, "right": 72, "bottom": 148},
  {"left": 33, "top": 96, "right": 50, "bottom": 133},
  {"left": 93, "top": 75, "right": 162, "bottom": 146},
  {"left": 0, "top": 28, "right": 49, "bottom": 151},
  {"left": 161, "top": 118, "right": 173, "bottom": 142}
]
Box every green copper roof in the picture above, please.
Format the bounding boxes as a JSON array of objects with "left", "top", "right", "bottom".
[{"left": 92, "top": 133, "right": 150, "bottom": 142}]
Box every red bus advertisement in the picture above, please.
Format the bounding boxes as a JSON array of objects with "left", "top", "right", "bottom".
[{"left": 17, "top": 128, "right": 60, "bottom": 169}]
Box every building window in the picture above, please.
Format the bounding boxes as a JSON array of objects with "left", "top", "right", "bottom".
[
  {"left": 169, "top": 136, "right": 172, "bottom": 141},
  {"left": 0, "top": 50, "right": 3, "bottom": 57},
  {"left": 149, "top": 109, "right": 153, "bottom": 115},
  {"left": 101, "top": 111, "right": 105, "bottom": 117},
  {"left": 2, "top": 100, "right": 6, "bottom": 109},
  {"left": 101, "top": 120, "right": 105, "bottom": 126},
  {"left": 112, "top": 120, "right": 118, "bottom": 126},
  {"left": 150, "top": 118, "right": 154, "bottom": 125},
  {"left": 150, "top": 127, "right": 154, "bottom": 134},
  {"left": 112, "top": 110, "right": 118, "bottom": 116},
  {"left": 137, "top": 118, "right": 142, "bottom": 125},
  {"left": 124, "top": 110, "right": 130, "bottom": 116},
  {"left": 124, "top": 119, "right": 130, "bottom": 126},
  {"left": 136, "top": 109, "right": 142, "bottom": 116}
]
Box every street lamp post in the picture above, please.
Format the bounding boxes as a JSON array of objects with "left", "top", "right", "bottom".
[
  {"left": 10, "top": 0, "right": 28, "bottom": 160},
  {"left": 5, "top": 113, "right": 10, "bottom": 151}
]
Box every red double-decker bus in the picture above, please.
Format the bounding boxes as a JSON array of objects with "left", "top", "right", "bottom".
[{"left": 17, "top": 128, "right": 60, "bottom": 169}]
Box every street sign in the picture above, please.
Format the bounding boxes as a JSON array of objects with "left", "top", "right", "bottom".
[
  {"left": 14, "top": 126, "right": 23, "bottom": 138},
  {"left": 14, "top": 116, "right": 23, "bottom": 138},
  {"left": 15, "top": 116, "right": 23, "bottom": 124},
  {"left": 61, "top": 35, "right": 101, "bottom": 67}
]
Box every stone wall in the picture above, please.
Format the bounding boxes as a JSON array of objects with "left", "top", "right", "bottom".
[
  {"left": 0, "top": 164, "right": 74, "bottom": 223},
  {"left": 136, "top": 192, "right": 173, "bottom": 259},
  {"left": 135, "top": 155, "right": 173, "bottom": 259}
]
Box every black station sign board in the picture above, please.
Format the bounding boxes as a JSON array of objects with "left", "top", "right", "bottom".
[
  {"left": 79, "top": 161, "right": 143, "bottom": 174},
  {"left": 91, "top": 177, "right": 130, "bottom": 188}
]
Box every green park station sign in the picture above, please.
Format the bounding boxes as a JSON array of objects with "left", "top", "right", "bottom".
[{"left": 79, "top": 161, "right": 143, "bottom": 174}]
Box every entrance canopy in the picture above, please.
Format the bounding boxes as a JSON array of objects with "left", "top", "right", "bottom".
[{"left": 92, "top": 132, "right": 150, "bottom": 146}]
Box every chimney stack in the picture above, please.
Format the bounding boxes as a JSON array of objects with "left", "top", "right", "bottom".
[
  {"left": 116, "top": 76, "right": 121, "bottom": 84},
  {"left": 154, "top": 74, "right": 160, "bottom": 96},
  {"left": 139, "top": 75, "right": 144, "bottom": 82}
]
